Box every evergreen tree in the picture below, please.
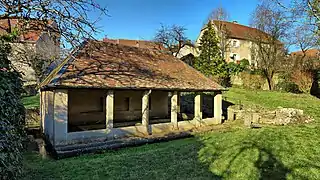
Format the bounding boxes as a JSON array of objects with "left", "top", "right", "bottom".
[{"left": 194, "top": 22, "right": 228, "bottom": 78}]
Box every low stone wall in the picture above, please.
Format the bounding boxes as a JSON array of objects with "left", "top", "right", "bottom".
[
  {"left": 227, "top": 105, "right": 313, "bottom": 126},
  {"left": 26, "top": 108, "right": 40, "bottom": 128},
  {"left": 231, "top": 72, "right": 281, "bottom": 90}
]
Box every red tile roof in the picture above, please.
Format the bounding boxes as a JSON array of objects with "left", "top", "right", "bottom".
[
  {"left": 42, "top": 40, "right": 224, "bottom": 91},
  {"left": 103, "top": 38, "right": 165, "bottom": 50},
  {"left": 291, "top": 49, "right": 320, "bottom": 58},
  {"left": 0, "top": 18, "right": 52, "bottom": 42},
  {"left": 211, "top": 20, "right": 273, "bottom": 41}
]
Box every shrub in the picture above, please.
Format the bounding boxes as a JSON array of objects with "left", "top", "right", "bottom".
[
  {"left": 275, "top": 81, "right": 301, "bottom": 93},
  {"left": 239, "top": 71, "right": 265, "bottom": 90},
  {"left": 0, "top": 41, "right": 25, "bottom": 180},
  {"left": 228, "top": 59, "right": 250, "bottom": 75},
  {"left": 291, "top": 70, "right": 313, "bottom": 93}
]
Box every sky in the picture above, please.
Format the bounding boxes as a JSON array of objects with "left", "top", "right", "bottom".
[{"left": 93, "top": 0, "right": 260, "bottom": 42}]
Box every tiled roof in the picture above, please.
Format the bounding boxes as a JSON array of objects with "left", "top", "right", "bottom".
[
  {"left": 103, "top": 38, "right": 165, "bottom": 50},
  {"left": 211, "top": 20, "right": 272, "bottom": 41},
  {"left": 291, "top": 49, "right": 320, "bottom": 58},
  {"left": 41, "top": 40, "right": 224, "bottom": 91},
  {"left": 0, "top": 18, "right": 52, "bottom": 42}
]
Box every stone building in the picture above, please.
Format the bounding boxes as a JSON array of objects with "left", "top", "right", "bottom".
[
  {"left": 178, "top": 20, "right": 275, "bottom": 67},
  {"left": 40, "top": 40, "right": 226, "bottom": 149},
  {"left": 0, "top": 18, "right": 60, "bottom": 91}
]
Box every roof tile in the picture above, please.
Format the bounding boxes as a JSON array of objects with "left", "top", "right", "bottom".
[{"left": 44, "top": 40, "right": 224, "bottom": 91}]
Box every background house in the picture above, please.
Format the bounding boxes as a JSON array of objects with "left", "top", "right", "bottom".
[
  {"left": 0, "top": 17, "right": 60, "bottom": 93},
  {"left": 179, "top": 20, "right": 276, "bottom": 67}
]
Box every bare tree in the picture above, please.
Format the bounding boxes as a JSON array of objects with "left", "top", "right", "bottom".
[
  {"left": 0, "top": 0, "right": 107, "bottom": 47},
  {"left": 206, "top": 6, "right": 231, "bottom": 60},
  {"left": 273, "top": 0, "right": 319, "bottom": 44},
  {"left": 207, "top": 6, "right": 229, "bottom": 22},
  {"left": 0, "top": 0, "right": 107, "bottom": 83},
  {"left": 154, "top": 24, "right": 193, "bottom": 57},
  {"left": 250, "top": 2, "right": 289, "bottom": 90}
]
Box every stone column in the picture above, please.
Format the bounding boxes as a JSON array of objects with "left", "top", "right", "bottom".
[
  {"left": 171, "top": 91, "right": 180, "bottom": 129},
  {"left": 214, "top": 91, "right": 223, "bottom": 124},
  {"left": 53, "top": 89, "right": 68, "bottom": 146},
  {"left": 194, "top": 93, "right": 202, "bottom": 125},
  {"left": 40, "top": 91, "right": 44, "bottom": 132},
  {"left": 106, "top": 90, "right": 114, "bottom": 130},
  {"left": 142, "top": 90, "right": 151, "bottom": 134}
]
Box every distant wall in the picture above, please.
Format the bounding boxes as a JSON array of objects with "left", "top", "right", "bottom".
[
  {"left": 68, "top": 89, "right": 106, "bottom": 126},
  {"left": 66, "top": 89, "right": 169, "bottom": 125},
  {"left": 114, "top": 90, "right": 168, "bottom": 122}
]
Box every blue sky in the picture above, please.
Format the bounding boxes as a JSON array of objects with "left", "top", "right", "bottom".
[{"left": 93, "top": 0, "right": 259, "bottom": 41}]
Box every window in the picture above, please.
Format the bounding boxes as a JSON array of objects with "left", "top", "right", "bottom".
[
  {"left": 99, "top": 97, "right": 104, "bottom": 112},
  {"left": 232, "top": 40, "right": 240, "bottom": 47},
  {"left": 124, "top": 97, "right": 130, "bottom": 111},
  {"left": 233, "top": 40, "right": 237, "bottom": 47},
  {"left": 230, "top": 53, "right": 237, "bottom": 61}
]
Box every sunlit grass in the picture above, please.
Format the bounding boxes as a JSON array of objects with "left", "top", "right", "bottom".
[
  {"left": 22, "top": 94, "right": 40, "bottom": 109},
  {"left": 23, "top": 88, "right": 320, "bottom": 179}
]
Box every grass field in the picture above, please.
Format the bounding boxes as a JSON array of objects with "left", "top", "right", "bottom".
[
  {"left": 23, "top": 88, "right": 320, "bottom": 180},
  {"left": 22, "top": 94, "right": 40, "bottom": 109}
]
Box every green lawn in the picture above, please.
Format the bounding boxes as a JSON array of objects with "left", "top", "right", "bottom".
[
  {"left": 22, "top": 94, "right": 40, "bottom": 109},
  {"left": 23, "top": 88, "right": 320, "bottom": 180}
]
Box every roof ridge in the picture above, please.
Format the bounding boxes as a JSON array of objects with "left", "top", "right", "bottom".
[
  {"left": 211, "top": 20, "right": 268, "bottom": 34},
  {"left": 39, "top": 40, "right": 88, "bottom": 89}
]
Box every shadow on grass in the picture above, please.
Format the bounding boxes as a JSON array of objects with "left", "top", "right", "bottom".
[
  {"left": 196, "top": 128, "right": 294, "bottom": 179},
  {"left": 23, "top": 138, "right": 224, "bottom": 180}
]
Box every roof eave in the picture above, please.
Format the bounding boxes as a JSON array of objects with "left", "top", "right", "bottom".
[{"left": 41, "top": 84, "right": 228, "bottom": 92}]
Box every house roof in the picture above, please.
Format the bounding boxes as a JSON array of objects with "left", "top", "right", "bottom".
[
  {"left": 290, "top": 49, "right": 320, "bottom": 58},
  {"left": 0, "top": 17, "right": 53, "bottom": 42},
  {"left": 41, "top": 40, "right": 225, "bottom": 91},
  {"left": 103, "top": 38, "right": 165, "bottom": 50},
  {"left": 210, "top": 20, "right": 272, "bottom": 41}
]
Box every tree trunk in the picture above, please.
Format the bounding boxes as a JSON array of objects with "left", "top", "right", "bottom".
[
  {"left": 264, "top": 70, "right": 274, "bottom": 91},
  {"left": 266, "top": 76, "right": 273, "bottom": 90}
]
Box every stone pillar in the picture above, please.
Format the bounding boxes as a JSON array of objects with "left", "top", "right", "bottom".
[
  {"left": 194, "top": 93, "right": 202, "bottom": 125},
  {"left": 106, "top": 90, "right": 114, "bottom": 129},
  {"left": 53, "top": 89, "right": 68, "bottom": 146},
  {"left": 142, "top": 90, "right": 151, "bottom": 132},
  {"left": 214, "top": 91, "right": 223, "bottom": 124},
  {"left": 40, "top": 91, "right": 44, "bottom": 132},
  {"left": 171, "top": 91, "right": 180, "bottom": 129}
]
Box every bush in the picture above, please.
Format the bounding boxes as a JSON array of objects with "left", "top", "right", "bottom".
[
  {"left": 239, "top": 71, "right": 265, "bottom": 90},
  {"left": 275, "top": 81, "right": 301, "bottom": 93},
  {"left": 228, "top": 59, "right": 250, "bottom": 75},
  {"left": 0, "top": 42, "right": 25, "bottom": 179},
  {"left": 291, "top": 70, "right": 313, "bottom": 93}
]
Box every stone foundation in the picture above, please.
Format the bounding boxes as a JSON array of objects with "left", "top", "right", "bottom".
[{"left": 227, "top": 105, "right": 313, "bottom": 126}]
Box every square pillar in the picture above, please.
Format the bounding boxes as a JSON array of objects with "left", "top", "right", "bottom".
[
  {"left": 53, "top": 89, "right": 68, "bottom": 146},
  {"left": 214, "top": 91, "right": 223, "bottom": 124},
  {"left": 40, "top": 91, "right": 44, "bottom": 132},
  {"left": 194, "top": 93, "right": 202, "bottom": 125},
  {"left": 171, "top": 91, "right": 180, "bottom": 129},
  {"left": 106, "top": 90, "right": 114, "bottom": 129},
  {"left": 142, "top": 90, "right": 151, "bottom": 127}
]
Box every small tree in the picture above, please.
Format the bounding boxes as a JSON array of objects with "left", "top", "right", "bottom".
[
  {"left": 194, "top": 22, "right": 228, "bottom": 82},
  {"left": 250, "top": 2, "right": 288, "bottom": 90},
  {"left": 206, "top": 6, "right": 231, "bottom": 60},
  {"left": 154, "top": 24, "right": 193, "bottom": 57}
]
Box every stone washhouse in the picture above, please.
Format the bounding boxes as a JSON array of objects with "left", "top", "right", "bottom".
[{"left": 40, "top": 40, "right": 226, "bottom": 151}]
